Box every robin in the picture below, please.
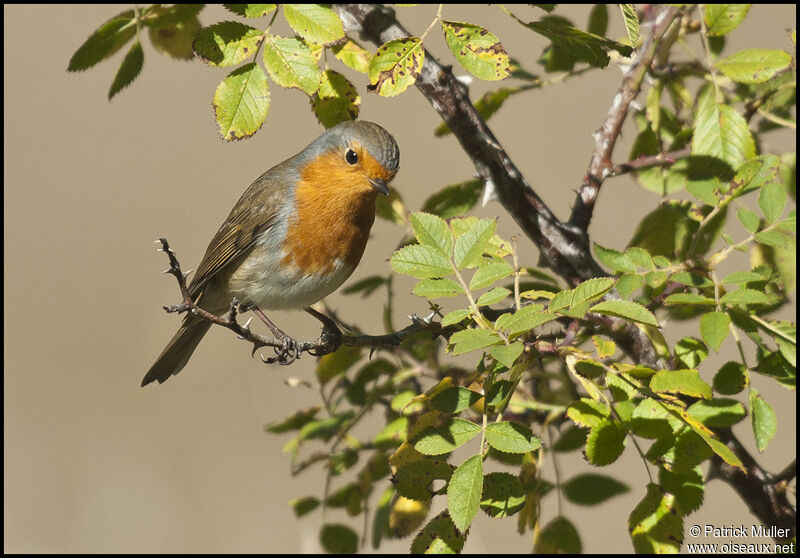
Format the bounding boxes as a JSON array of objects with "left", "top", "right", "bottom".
[{"left": 142, "top": 120, "right": 400, "bottom": 386}]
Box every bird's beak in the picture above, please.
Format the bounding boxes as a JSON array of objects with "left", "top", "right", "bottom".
[{"left": 369, "top": 177, "right": 390, "bottom": 196}]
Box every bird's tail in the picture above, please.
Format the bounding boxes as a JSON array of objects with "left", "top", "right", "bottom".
[{"left": 141, "top": 318, "right": 212, "bottom": 386}]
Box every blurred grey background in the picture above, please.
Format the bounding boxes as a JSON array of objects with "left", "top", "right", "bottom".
[{"left": 4, "top": 4, "right": 795, "bottom": 553}]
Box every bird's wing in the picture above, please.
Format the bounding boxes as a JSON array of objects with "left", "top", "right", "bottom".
[{"left": 187, "top": 170, "right": 287, "bottom": 298}]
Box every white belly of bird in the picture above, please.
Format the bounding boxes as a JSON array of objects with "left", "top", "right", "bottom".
[{"left": 228, "top": 232, "right": 355, "bottom": 310}]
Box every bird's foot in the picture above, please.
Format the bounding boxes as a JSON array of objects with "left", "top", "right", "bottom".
[{"left": 305, "top": 307, "right": 342, "bottom": 356}]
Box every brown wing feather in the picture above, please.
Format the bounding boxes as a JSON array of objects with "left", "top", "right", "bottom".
[{"left": 187, "top": 164, "right": 290, "bottom": 298}]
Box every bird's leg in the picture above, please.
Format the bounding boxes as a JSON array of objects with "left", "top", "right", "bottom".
[
  {"left": 248, "top": 305, "right": 301, "bottom": 365},
  {"left": 305, "top": 307, "right": 342, "bottom": 356}
]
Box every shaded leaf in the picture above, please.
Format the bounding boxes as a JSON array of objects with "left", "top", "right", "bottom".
[
  {"left": 108, "top": 40, "right": 143, "bottom": 99},
  {"left": 310, "top": 69, "right": 359, "bottom": 128},
  {"left": 563, "top": 473, "right": 629, "bottom": 506},
  {"left": 193, "top": 21, "right": 264, "bottom": 67},
  {"left": 447, "top": 455, "right": 483, "bottom": 533}
]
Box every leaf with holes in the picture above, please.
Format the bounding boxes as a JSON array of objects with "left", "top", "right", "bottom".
[
  {"left": 193, "top": 21, "right": 264, "bottom": 67},
  {"left": 368, "top": 38, "right": 424, "bottom": 97},
  {"left": 262, "top": 35, "right": 321, "bottom": 94},
  {"left": 441, "top": 20, "right": 510, "bottom": 81}
]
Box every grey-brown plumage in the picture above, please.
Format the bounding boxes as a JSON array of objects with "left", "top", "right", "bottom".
[{"left": 143, "top": 121, "right": 399, "bottom": 386}]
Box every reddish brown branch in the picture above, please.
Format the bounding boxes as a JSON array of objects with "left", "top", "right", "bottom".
[{"left": 569, "top": 5, "right": 680, "bottom": 231}]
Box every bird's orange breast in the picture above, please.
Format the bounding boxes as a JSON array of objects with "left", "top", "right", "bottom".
[{"left": 281, "top": 152, "right": 379, "bottom": 275}]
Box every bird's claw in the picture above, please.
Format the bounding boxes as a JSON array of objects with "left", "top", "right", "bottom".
[{"left": 262, "top": 335, "right": 302, "bottom": 365}]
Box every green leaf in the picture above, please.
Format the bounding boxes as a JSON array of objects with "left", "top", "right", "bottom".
[
  {"left": 147, "top": 10, "right": 201, "bottom": 61},
  {"left": 720, "top": 288, "right": 775, "bottom": 306},
  {"left": 490, "top": 342, "right": 524, "bottom": 369},
  {"left": 619, "top": 4, "right": 639, "bottom": 47},
  {"left": 480, "top": 472, "right": 525, "bottom": 518},
  {"left": 283, "top": 4, "right": 345, "bottom": 46},
  {"left": 447, "top": 455, "right": 483, "bottom": 533},
  {"left": 721, "top": 271, "right": 766, "bottom": 285},
  {"left": 449, "top": 328, "right": 502, "bottom": 355},
  {"left": 590, "top": 299, "right": 658, "bottom": 327},
  {"left": 470, "top": 261, "right": 514, "bottom": 290},
  {"left": 310, "top": 69, "right": 359, "bottom": 128},
  {"left": 716, "top": 48, "right": 793, "bottom": 85},
  {"left": 441, "top": 309, "right": 471, "bottom": 327},
  {"left": 659, "top": 466, "right": 704, "bottom": 515},
  {"left": 261, "top": 36, "right": 321, "bottom": 94},
  {"left": 675, "top": 337, "right": 709, "bottom": 369},
  {"left": 431, "top": 387, "right": 482, "bottom": 414},
  {"left": 753, "top": 229, "right": 789, "bottom": 247},
  {"left": 453, "top": 218, "right": 496, "bottom": 269},
  {"left": 390, "top": 244, "right": 452, "bottom": 278},
  {"left": 316, "top": 345, "right": 361, "bottom": 385},
  {"left": 193, "top": 21, "right": 264, "bottom": 67},
  {"left": 587, "top": 4, "right": 608, "bottom": 37},
  {"left": 566, "top": 398, "right": 611, "bottom": 429},
  {"left": 534, "top": 516, "right": 582, "bottom": 554},
  {"left": 413, "top": 278, "right": 462, "bottom": 299},
  {"left": 700, "top": 311, "right": 731, "bottom": 351},
  {"left": 368, "top": 38, "right": 424, "bottom": 97},
  {"left": 616, "top": 273, "right": 643, "bottom": 298},
  {"left": 265, "top": 405, "right": 320, "bottom": 433},
  {"left": 108, "top": 40, "right": 143, "bottom": 100},
  {"left": 374, "top": 417, "right": 408, "bottom": 448},
  {"left": 289, "top": 495, "right": 320, "bottom": 517},
  {"left": 213, "top": 63, "right": 270, "bottom": 141},
  {"left": 585, "top": 420, "right": 626, "bottom": 465},
  {"left": 664, "top": 293, "right": 716, "bottom": 306},
  {"left": 672, "top": 271, "right": 714, "bottom": 288},
  {"left": 651, "top": 369, "right": 712, "bottom": 399},
  {"left": 758, "top": 181, "right": 787, "bottom": 224},
  {"left": 628, "top": 483, "right": 683, "bottom": 553},
  {"left": 731, "top": 155, "right": 782, "bottom": 197},
  {"left": 68, "top": 10, "right": 136, "bottom": 72},
  {"left": 736, "top": 206, "right": 760, "bottom": 232},
  {"left": 750, "top": 389, "right": 777, "bottom": 452},
  {"left": 563, "top": 473, "right": 629, "bottom": 506},
  {"left": 299, "top": 412, "right": 354, "bottom": 441},
  {"left": 572, "top": 277, "right": 616, "bottom": 308},
  {"left": 594, "top": 243, "right": 636, "bottom": 272},
  {"left": 410, "top": 212, "right": 452, "bottom": 255},
  {"left": 441, "top": 20, "right": 510, "bottom": 81},
  {"left": 319, "top": 523, "right": 358, "bottom": 554},
  {"left": 688, "top": 398, "right": 746, "bottom": 427},
  {"left": 495, "top": 304, "right": 557, "bottom": 337},
  {"left": 394, "top": 457, "right": 453, "bottom": 502},
  {"left": 704, "top": 4, "right": 751, "bottom": 36},
  {"left": 330, "top": 39, "right": 371, "bottom": 74},
  {"left": 415, "top": 417, "right": 482, "bottom": 455},
  {"left": 713, "top": 361, "right": 749, "bottom": 395},
  {"left": 224, "top": 4, "right": 276, "bottom": 18},
  {"left": 626, "top": 247, "right": 654, "bottom": 270},
  {"left": 484, "top": 422, "right": 541, "bottom": 454},
  {"left": 410, "top": 511, "right": 465, "bottom": 554},
  {"left": 508, "top": 11, "right": 632, "bottom": 69},
  {"left": 420, "top": 179, "right": 483, "bottom": 218},
  {"left": 476, "top": 287, "right": 511, "bottom": 307},
  {"left": 342, "top": 275, "right": 386, "bottom": 296},
  {"left": 693, "top": 100, "right": 756, "bottom": 170}
]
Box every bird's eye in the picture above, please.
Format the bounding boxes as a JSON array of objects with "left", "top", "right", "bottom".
[{"left": 345, "top": 149, "right": 359, "bottom": 165}]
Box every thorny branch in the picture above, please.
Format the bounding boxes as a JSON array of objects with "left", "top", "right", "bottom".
[
  {"left": 333, "top": 3, "right": 794, "bottom": 542},
  {"left": 570, "top": 4, "right": 680, "bottom": 231}
]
